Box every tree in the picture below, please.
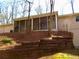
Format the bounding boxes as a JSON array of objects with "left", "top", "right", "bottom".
[
  {"left": 35, "top": 5, "right": 42, "bottom": 15},
  {"left": 4, "top": 5, "right": 10, "bottom": 24},
  {"left": 70, "top": 0, "right": 74, "bottom": 14},
  {"left": 10, "top": 0, "right": 16, "bottom": 23},
  {"left": 0, "top": 2, "right": 7, "bottom": 24},
  {"left": 4, "top": 0, "right": 25, "bottom": 23},
  {"left": 0, "top": 0, "right": 33, "bottom": 24},
  {"left": 45, "top": 0, "right": 49, "bottom": 13},
  {"left": 20, "top": 0, "right": 28, "bottom": 17},
  {"left": 50, "top": 0, "right": 55, "bottom": 13},
  {"left": 48, "top": 0, "right": 55, "bottom": 37},
  {"left": 35, "top": 0, "right": 42, "bottom": 15},
  {"left": 1, "top": 0, "right": 17, "bottom": 24}
]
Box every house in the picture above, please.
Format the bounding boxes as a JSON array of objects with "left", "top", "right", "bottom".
[
  {"left": 0, "top": 24, "right": 14, "bottom": 33},
  {"left": 58, "top": 13, "right": 79, "bottom": 48},
  {"left": 14, "top": 12, "right": 58, "bottom": 32},
  {"left": 0, "top": 12, "right": 79, "bottom": 48},
  {"left": 13, "top": 12, "right": 79, "bottom": 48}
]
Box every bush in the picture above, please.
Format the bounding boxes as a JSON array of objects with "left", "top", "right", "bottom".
[{"left": 1, "top": 38, "right": 12, "bottom": 44}]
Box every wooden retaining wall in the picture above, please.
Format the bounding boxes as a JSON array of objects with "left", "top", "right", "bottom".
[
  {"left": 0, "top": 31, "right": 73, "bottom": 42},
  {"left": 0, "top": 31, "right": 74, "bottom": 59},
  {"left": 0, "top": 39, "right": 74, "bottom": 59}
]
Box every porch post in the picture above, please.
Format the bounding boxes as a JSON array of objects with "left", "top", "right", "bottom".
[
  {"left": 55, "top": 14, "right": 58, "bottom": 31},
  {"left": 19, "top": 21, "right": 20, "bottom": 32},
  {"left": 31, "top": 19, "right": 33, "bottom": 31}
]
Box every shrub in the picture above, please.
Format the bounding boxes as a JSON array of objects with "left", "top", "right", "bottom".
[{"left": 1, "top": 38, "right": 12, "bottom": 44}]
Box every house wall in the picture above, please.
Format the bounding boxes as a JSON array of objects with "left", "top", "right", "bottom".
[
  {"left": 0, "top": 24, "right": 14, "bottom": 33},
  {"left": 58, "top": 16, "right": 79, "bottom": 48}
]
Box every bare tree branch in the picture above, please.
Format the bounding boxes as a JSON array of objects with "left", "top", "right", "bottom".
[{"left": 70, "top": 0, "right": 74, "bottom": 14}]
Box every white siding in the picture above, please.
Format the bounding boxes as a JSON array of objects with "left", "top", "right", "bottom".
[{"left": 58, "top": 16, "right": 79, "bottom": 48}]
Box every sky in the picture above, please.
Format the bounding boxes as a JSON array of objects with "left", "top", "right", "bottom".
[
  {"left": 0, "top": 0, "right": 79, "bottom": 15},
  {"left": 31, "top": 0, "right": 79, "bottom": 15}
]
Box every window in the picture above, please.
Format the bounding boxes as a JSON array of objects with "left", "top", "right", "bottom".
[{"left": 76, "top": 16, "right": 79, "bottom": 22}]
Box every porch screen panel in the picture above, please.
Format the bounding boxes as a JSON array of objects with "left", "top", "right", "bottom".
[
  {"left": 26, "top": 19, "right": 31, "bottom": 30},
  {"left": 20, "top": 20, "right": 25, "bottom": 32},
  {"left": 14, "top": 21, "right": 19, "bottom": 32},
  {"left": 40, "top": 17, "right": 47, "bottom": 30},
  {"left": 52, "top": 15, "right": 56, "bottom": 29},
  {"left": 48, "top": 15, "right": 56, "bottom": 29},
  {"left": 33, "top": 18, "right": 39, "bottom": 30}
]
